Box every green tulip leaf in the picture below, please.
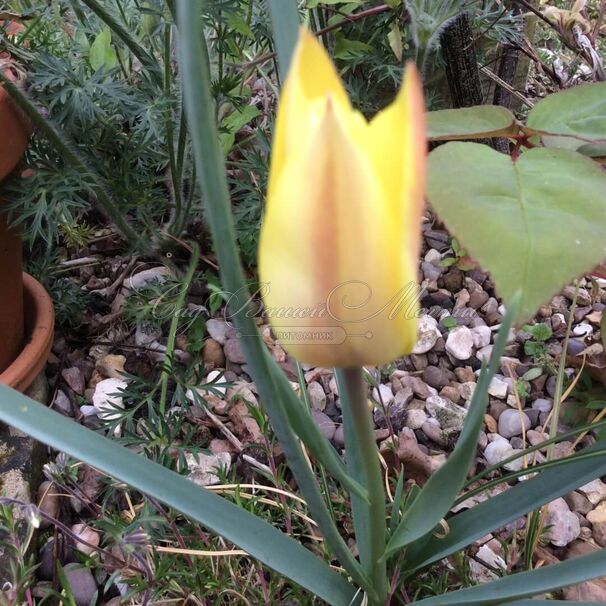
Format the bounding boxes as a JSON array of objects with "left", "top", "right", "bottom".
[
  {"left": 526, "top": 82, "right": 606, "bottom": 150},
  {"left": 427, "top": 106, "right": 517, "bottom": 141},
  {"left": 0, "top": 385, "right": 357, "bottom": 606},
  {"left": 403, "top": 441, "right": 606, "bottom": 573},
  {"left": 427, "top": 143, "right": 606, "bottom": 324},
  {"left": 410, "top": 545, "right": 606, "bottom": 605}
]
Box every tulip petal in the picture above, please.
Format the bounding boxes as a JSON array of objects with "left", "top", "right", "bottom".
[
  {"left": 268, "top": 29, "right": 350, "bottom": 204},
  {"left": 260, "top": 97, "right": 418, "bottom": 367},
  {"left": 367, "top": 62, "right": 426, "bottom": 258}
]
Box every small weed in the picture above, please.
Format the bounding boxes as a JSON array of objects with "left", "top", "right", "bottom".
[
  {"left": 522, "top": 323, "right": 556, "bottom": 373},
  {"left": 440, "top": 238, "right": 477, "bottom": 272}
]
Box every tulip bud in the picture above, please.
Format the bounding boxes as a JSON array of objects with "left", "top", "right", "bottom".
[{"left": 259, "top": 30, "right": 426, "bottom": 367}]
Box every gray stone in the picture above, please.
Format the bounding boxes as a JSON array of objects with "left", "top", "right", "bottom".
[
  {"left": 224, "top": 337, "right": 247, "bottom": 364},
  {"left": 477, "top": 345, "right": 494, "bottom": 362},
  {"left": 498, "top": 409, "right": 531, "bottom": 438},
  {"left": 469, "top": 289, "right": 489, "bottom": 310},
  {"left": 52, "top": 390, "right": 73, "bottom": 416},
  {"left": 471, "top": 325, "right": 492, "bottom": 349},
  {"left": 124, "top": 266, "right": 171, "bottom": 291},
  {"left": 307, "top": 381, "right": 327, "bottom": 411},
  {"left": 37, "top": 480, "right": 60, "bottom": 527},
  {"left": 61, "top": 367, "right": 85, "bottom": 395},
  {"left": 532, "top": 398, "right": 552, "bottom": 413},
  {"left": 311, "top": 410, "right": 336, "bottom": 441},
  {"left": 545, "top": 498, "right": 581, "bottom": 547},
  {"left": 185, "top": 452, "right": 231, "bottom": 486},
  {"left": 412, "top": 315, "right": 440, "bottom": 354},
  {"left": 525, "top": 408, "right": 540, "bottom": 427},
  {"left": 578, "top": 479, "right": 606, "bottom": 505},
  {"left": 71, "top": 523, "right": 100, "bottom": 555},
  {"left": 425, "top": 396, "right": 467, "bottom": 432},
  {"left": 546, "top": 375, "right": 557, "bottom": 398},
  {"left": 593, "top": 521, "right": 606, "bottom": 547},
  {"left": 567, "top": 338, "right": 585, "bottom": 356},
  {"left": 134, "top": 322, "right": 162, "bottom": 347},
  {"left": 482, "top": 297, "right": 499, "bottom": 315},
  {"left": 573, "top": 322, "right": 593, "bottom": 337},
  {"left": 422, "top": 261, "right": 442, "bottom": 282},
  {"left": 445, "top": 326, "right": 474, "bottom": 360},
  {"left": 425, "top": 248, "right": 442, "bottom": 264},
  {"left": 564, "top": 491, "right": 593, "bottom": 515},
  {"left": 372, "top": 384, "right": 394, "bottom": 405},
  {"left": 527, "top": 429, "right": 547, "bottom": 446},
  {"left": 411, "top": 354, "right": 428, "bottom": 371},
  {"left": 459, "top": 381, "right": 476, "bottom": 403},
  {"left": 422, "top": 366, "right": 450, "bottom": 390},
  {"left": 63, "top": 564, "right": 98, "bottom": 606},
  {"left": 421, "top": 418, "right": 449, "bottom": 447},
  {"left": 488, "top": 376, "right": 509, "bottom": 399},
  {"left": 401, "top": 376, "right": 437, "bottom": 400},
  {"left": 406, "top": 408, "right": 428, "bottom": 430},
  {"left": 92, "top": 378, "right": 127, "bottom": 425},
  {"left": 206, "top": 318, "right": 231, "bottom": 345},
  {"left": 476, "top": 544, "right": 506, "bottom": 570},
  {"left": 489, "top": 400, "right": 508, "bottom": 420},
  {"left": 468, "top": 559, "right": 498, "bottom": 583},
  {"left": 484, "top": 439, "right": 515, "bottom": 467}
]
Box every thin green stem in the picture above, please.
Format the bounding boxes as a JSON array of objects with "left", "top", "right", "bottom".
[
  {"left": 340, "top": 367, "right": 388, "bottom": 606},
  {"left": 547, "top": 281, "right": 579, "bottom": 459},
  {"left": 159, "top": 243, "right": 200, "bottom": 415},
  {"left": 163, "top": 23, "right": 182, "bottom": 231}
]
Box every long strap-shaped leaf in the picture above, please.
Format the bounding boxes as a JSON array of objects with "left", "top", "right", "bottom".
[
  {"left": 403, "top": 440, "right": 606, "bottom": 572},
  {"left": 385, "top": 293, "right": 520, "bottom": 557},
  {"left": 176, "top": 1, "right": 371, "bottom": 598},
  {"left": 508, "top": 602, "right": 606, "bottom": 605},
  {"left": 0, "top": 386, "right": 355, "bottom": 605},
  {"left": 267, "top": 0, "right": 299, "bottom": 81},
  {"left": 410, "top": 546, "right": 606, "bottom": 605}
]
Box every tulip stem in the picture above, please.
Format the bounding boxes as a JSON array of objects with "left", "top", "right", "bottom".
[{"left": 339, "top": 367, "right": 388, "bottom": 605}]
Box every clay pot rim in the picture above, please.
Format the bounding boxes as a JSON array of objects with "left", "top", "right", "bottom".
[{"left": 0, "top": 273, "right": 54, "bottom": 393}]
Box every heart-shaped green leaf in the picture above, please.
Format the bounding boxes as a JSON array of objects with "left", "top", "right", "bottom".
[
  {"left": 427, "top": 142, "right": 606, "bottom": 323},
  {"left": 427, "top": 105, "right": 517, "bottom": 140},
  {"left": 526, "top": 82, "right": 606, "bottom": 150}
]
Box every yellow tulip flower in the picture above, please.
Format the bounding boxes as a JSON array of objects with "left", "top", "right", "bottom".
[{"left": 258, "top": 29, "right": 426, "bottom": 368}]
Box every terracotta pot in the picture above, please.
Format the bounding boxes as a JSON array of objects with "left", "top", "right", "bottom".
[
  {"left": 0, "top": 62, "right": 27, "bottom": 370},
  {"left": 0, "top": 29, "right": 52, "bottom": 392},
  {"left": 0, "top": 37, "right": 29, "bottom": 181},
  {"left": 0, "top": 273, "right": 54, "bottom": 392}
]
